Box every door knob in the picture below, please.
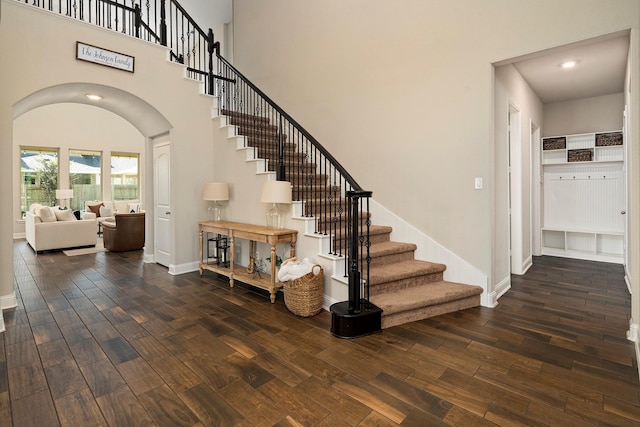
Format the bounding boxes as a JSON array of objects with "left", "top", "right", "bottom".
[
  {"left": 166, "top": 211, "right": 171, "bottom": 215},
  {"left": 621, "top": 210, "right": 626, "bottom": 215}
]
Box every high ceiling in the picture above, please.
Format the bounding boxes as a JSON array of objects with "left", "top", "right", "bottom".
[{"left": 510, "top": 33, "right": 630, "bottom": 104}]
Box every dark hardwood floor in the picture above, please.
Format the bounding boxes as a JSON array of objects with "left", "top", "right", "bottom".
[{"left": 2, "top": 240, "right": 639, "bottom": 426}]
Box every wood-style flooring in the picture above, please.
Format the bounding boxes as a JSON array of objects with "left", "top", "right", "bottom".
[{"left": 1, "top": 240, "right": 639, "bottom": 426}]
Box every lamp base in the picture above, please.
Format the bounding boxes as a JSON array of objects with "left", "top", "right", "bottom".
[
  {"left": 266, "top": 203, "right": 282, "bottom": 229},
  {"left": 208, "top": 203, "right": 224, "bottom": 222}
]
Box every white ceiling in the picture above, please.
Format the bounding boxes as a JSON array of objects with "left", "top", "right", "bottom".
[{"left": 510, "top": 33, "right": 630, "bottom": 104}]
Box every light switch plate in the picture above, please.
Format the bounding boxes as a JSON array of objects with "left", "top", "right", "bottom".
[{"left": 474, "top": 177, "right": 483, "bottom": 189}]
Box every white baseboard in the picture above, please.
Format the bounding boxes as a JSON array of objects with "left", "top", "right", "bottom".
[
  {"left": 636, "top": 342, "right": 640, "bottom": 383},
  {"left": 627, "top": 321, "right": 640, "bottom": 381},
  {"left": 627, "top": 322, "right": 638, "bottom": 343},
  {"left": 522, "top": 256, "right": 533, "bottom": 274},
  {"left": 488, "top": 275, "right": 511, "bottom": 307},
  {"left": 169, "top": 261, "right": 199, "bottom": 275},
  {"left": 0, "top": 293, "right": 18, "bottom": 332},
  {"left": 13, "top": 232, "right": 26, "bottom": 240},
  {"left": 324, "top": 295, "right": 339, "bottom": 311},
  {"left": 1, "top": 293, "right": 18, "bottom": 310},
  {"left": 625, "top": 271, "right": 632, "bottom": 294}
]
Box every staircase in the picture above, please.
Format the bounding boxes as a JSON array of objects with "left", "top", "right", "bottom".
[
  {"left": 219, "top": 110, "right": 483, "bottom": 329},
  {"left": 25, "top": 0, "right": 484, "bottom": 330}
]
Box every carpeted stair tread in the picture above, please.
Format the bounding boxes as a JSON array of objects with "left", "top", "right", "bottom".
[
  {"left": 328, "top": 224, "right": 392, "bottom": 238},
  {"left": 371, "top": 280, "right": 483, "bottom": 315},
  {"left": 368, "top": 259, "right": 445, "bottom": 285},
  {"left": 369, "top": 241, "right": 417, "bottom": 257},
  {"left": 222, "top": 109, "right": 271, "bottom": 123}
]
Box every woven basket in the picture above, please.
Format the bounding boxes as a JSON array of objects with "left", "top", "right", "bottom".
[
  {"left": 283, "top": 265, "right": 324, "bottom": 317},
  {"left": 595, "top": 132, "right": 623, "bottom": 146}
]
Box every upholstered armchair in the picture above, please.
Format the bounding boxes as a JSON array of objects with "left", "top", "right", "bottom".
[{"left": 102, "top": 212, "right": 145, "bottom": 252}]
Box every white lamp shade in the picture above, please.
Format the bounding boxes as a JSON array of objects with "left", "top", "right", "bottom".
[
  {"left": 261, "top": 180, "right": 292, "bottom": 204},
  {"left": 55, "top": 189, "right": 74, "bottom": 199},
  {"left": 202, "top": 182, "right": 229, "bottom": 201}
]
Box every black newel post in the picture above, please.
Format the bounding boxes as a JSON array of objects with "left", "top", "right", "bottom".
[
  {"left": 330, "top": 190, "right": 381, "bottom": 339},
  {"left": 347, "top": 192, "right": 362, "bottom": 313}
]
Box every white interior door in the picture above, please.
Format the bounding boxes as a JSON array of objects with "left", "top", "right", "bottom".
[
  {"left": 509, "top": 105, "right": 525, "bottom": 274},
  {"left": 154, "top": 142, "right": 171, "bottom": 267},
  {"left": 623, "top": 105, "right": 629, "bottom": 270}
]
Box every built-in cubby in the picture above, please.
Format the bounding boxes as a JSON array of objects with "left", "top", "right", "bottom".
[
  {"left": 542, "top": 131, "right": 624, "bottom": 165},
  {"left": 541, "top": 229, "right": 624, "bottom": 263},
  {"left": 541, "top": 130, "right": 624, "bottom": 263}
]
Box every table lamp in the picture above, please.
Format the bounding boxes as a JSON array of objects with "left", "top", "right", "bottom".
[
  {"left": 202, "top": 182, "right": 229, "bottom": 221},
  {"left": 260, "top": 180, "right": 292, "bottom": 229},
  {"left": 55, "top": 189, "right": 74, "bottom": 209}
]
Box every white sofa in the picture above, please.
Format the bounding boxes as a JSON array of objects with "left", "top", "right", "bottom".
[
  {"left": 82, "top": 200, "right": 141, "bottom": 234},
  {"left": 25, "top": 204, "right": 98, "bottom": 252},
  {"left": 82, "top": 200, "right": 141, "bottom": 219}
]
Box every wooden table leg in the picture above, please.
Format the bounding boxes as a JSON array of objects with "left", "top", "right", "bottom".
[
  {"left": 270, "top": 243, "right": 277, "bottom": 303},
  {"left": 290, "top": 234, "right": 297, "bottom": 258},
  {"left": 229, "top": 235, "right": 235, "bottom": 288},
  {"left": 198, "top": 230, "right": 204, "bottom": 276}
]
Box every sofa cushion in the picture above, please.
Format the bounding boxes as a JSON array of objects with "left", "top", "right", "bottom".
[
  {"left": 38, "top": 206, "right": 57, "bottom": 222},
  {"left": 99, "top": 205, "right": 113, "bottom": 218},
  {"left": 88, "top": 203, "right": 104, "bottom": 217},
  {"left": 112, "top": 201, "right": 129, "bottom": 214},
  {"left": 54, "top": 208, "right": 77, "bottom": 222}
]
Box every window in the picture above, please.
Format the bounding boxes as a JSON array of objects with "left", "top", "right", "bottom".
[
  {"left": 111, "top": 152, "right": 139, "bottom": 201},
  {"left": 20, "top": 147, "right": 59, "bottom": 217},
  {"left": 70, "top": 149, "right": 102, "bottom": 211}
]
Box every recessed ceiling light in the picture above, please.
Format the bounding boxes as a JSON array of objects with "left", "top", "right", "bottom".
[
  {"left": 85, "top": 94, "right": 103, "bottom": 101},
  {"left": 560, "top": 61, "right": 577, "bottom": 69}
]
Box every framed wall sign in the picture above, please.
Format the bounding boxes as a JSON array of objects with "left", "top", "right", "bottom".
[{"left": 76, "top": 41, "right": 135, "bottom": 73}]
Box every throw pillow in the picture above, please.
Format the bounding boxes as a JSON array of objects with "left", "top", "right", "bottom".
[
  {"left": 38, "top": 206, "right": 57, "bottom": 223},
  {"left": 88, "top": 203, "right": 104, "bottom": 217},
  {"left": 54, "top": 208, "right": 77, "bottom": 221},
  {"left": 99, "top": 206, "right": 113, "bottom": 218}
]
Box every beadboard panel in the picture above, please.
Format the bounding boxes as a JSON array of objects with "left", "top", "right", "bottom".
[{"left": 543, "top": 163, "right": 624, "bottom": 232}]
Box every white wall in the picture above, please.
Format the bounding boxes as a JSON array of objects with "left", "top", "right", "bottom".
[
  {"left": 625, "top": 26, "right": 640, "bottom": 351},
  {"left": 12, "top": 103, "right": 145, "bottom": 236},
  {"left": 543, "top": 93, "right": 625, "bottom": 136},
  {"left": 231, "top": 0, "right": 639, "bottom": 300},
  {"left": 179, "top": 0, "right": 232, "bottom": 58}
]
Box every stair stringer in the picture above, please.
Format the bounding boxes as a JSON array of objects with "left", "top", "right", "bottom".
[
  {"left": 209, "top": 100, "right": 486, "bottom": 315},
  {"left": 368, "top": 199, "right": 491, "bottom": 307}
]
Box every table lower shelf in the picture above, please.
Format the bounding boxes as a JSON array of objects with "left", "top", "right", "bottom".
[{"left": 200, "top": 262, "right": 282, "bottom": 302}]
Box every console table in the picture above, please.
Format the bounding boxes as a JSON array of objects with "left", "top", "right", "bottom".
[{"left": 198, "top": 221, "right": 297, "bottom": 303}]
